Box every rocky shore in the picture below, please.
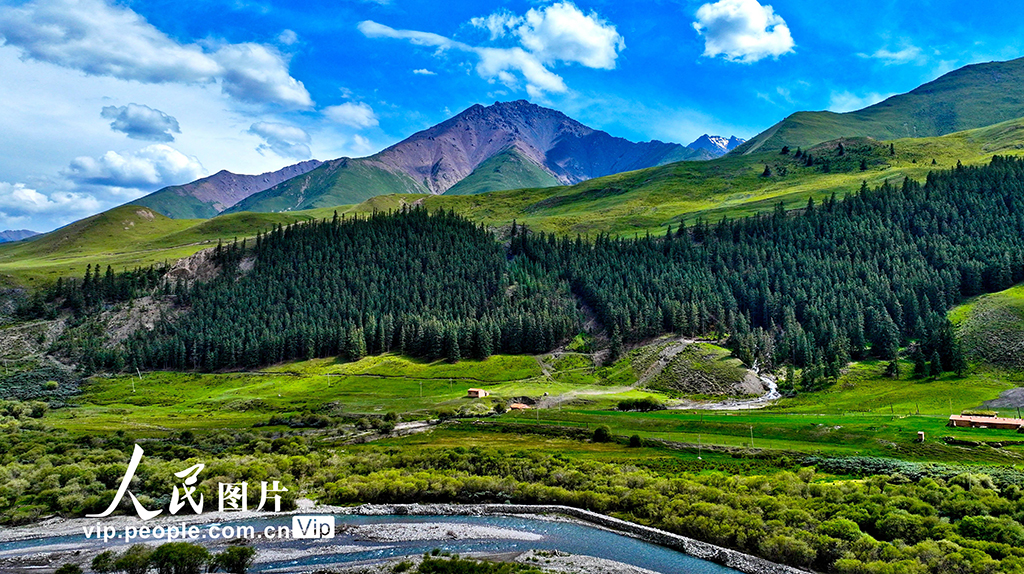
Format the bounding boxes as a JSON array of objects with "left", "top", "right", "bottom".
[
  {"left": 339, "top": 504, "right": 807, "bottom": 574},
  {"left": 0, "top": 502, "right": 806, "bottom": 574}
]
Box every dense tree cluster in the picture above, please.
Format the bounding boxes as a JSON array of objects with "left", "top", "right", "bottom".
[
  {"left": 514, "top": 157, "right": 1024, "bottom": 386},
  {"left": 19, "top": 264, "right": 164, "bottom": 319},
  {"left": 47, "top": 157, "right": 1024, "bottom": 387},
  {"left": 127, "top": 208, "right": 578, "bottom": 370}
]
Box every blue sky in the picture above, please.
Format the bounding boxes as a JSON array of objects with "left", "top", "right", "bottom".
[{"left": 0, "top": 0, "right": 1022, "bottom": 232}]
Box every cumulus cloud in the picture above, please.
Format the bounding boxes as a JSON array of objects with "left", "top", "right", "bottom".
[
  {"left": 413, "top": 68, "right": 436, "bottom": 75},
  {"left": 213, "top": 43, "right": 312, "bottom": 107},
  {"left": 0, "top": 181, "right": 101, "bottom": 222},
  {"left": 64, "top": 144, "right": 205, "bottom": 188},
  {"left": 248, "top": 122, "right": 312, "bottom": 159},
  {"left": 101, "top": 104, "right": 180, "bottom": 142},
  {"left": 323, "top": 102, "right": 379, "bottom": 129},
  {"left": 470, "top": 11, "right": 522, "bottom": 40},
  {"left": 693, "top": 0, "right": 794, "bottom": 63},
  {"left": 516, "top": 2, "right": 624, "bottom": 69},
  {"left": 361, "top": 2, "right": 623, "bottom": 97},
  {"left": 0, "top": 0, "right": 312, "bottom": 108},
  {"left": 828, "top": 91, "right": 894, "bottom": 113}
]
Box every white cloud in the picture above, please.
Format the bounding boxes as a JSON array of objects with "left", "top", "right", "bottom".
[
  {"left": 278, "top": 29, "right": 299, "bottom": 46},
  {"left": 358, "top": 21, "right": 461, "bottom": 50},
  {"left": 64, "top": 144, "right": 206, "bottom": 188},
  {"left": 323, "top": 102, "right": 379, "bottom": 128},
  {"left": 692, "top": 0, "right": 795, "bottom": 63},
  {"left": 828, "top": 91, "right": 894, "bottom": 113},
  {"left": 413, "top": 68, "right": 437, "bottom": 75},
  {"left": 361, "top": 3, "right": 623, "bottom": 98},
  {"left": 516, "top": 2, "right": 624, "bottom": 69},
  {"left": 475, "top": 47, "right": 568, "bottom": 97},
  {"left": 0, "top": 181, "right": 101, "bottom": 224},
  {"left": 351, "top": 135, "right": 374, "bottom": 155},
  {"left": 470, "top": 11, "right": 523, "bottom": 40},
  {"left": 859, "top": 46, "right": 923, "bottom": 65},
  {"left": 248, "top": 122, "right": 312, "bottom": 159},
  {"left": 212, "top": 43, "right": 313, "bottom": 108},
  {"left": 0, "top": 0, "right": 312, "bottom": 108},
  {"left": 101, "top": 104, "right": 180, "bottom": 142}
]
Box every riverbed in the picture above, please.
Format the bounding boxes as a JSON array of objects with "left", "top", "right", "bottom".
[{"left": 0, "top": 505, "right": 761, "bottom": 574}]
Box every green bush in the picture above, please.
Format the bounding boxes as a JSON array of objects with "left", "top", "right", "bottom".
[
  {"left": 592, "top": 425, "right": 612, "bottom": 443},
  {"left": 212, "top": 545, "right": 257, "bottom": 574}
]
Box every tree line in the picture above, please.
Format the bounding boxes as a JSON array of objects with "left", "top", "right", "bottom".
[{"left": 40, "top": 156, "right": 1024, "bottom": 390}]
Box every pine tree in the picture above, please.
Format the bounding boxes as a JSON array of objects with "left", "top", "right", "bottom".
[
  {"left": 912, "top": 347, "right": 928, "bottom": 378},
  {"left": 761, "top": 165, "right": 772, "bottom": 177},
  {"left": 929, "top": 351, "right": 943, "bottom": 378}
]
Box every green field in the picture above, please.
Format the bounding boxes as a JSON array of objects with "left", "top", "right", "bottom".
[
  {"left": 952, "top": 284, "right": 1024, "bottom": 369},
  {"left": 38, "top": 341, "right": 1024, "bottom": 466}
]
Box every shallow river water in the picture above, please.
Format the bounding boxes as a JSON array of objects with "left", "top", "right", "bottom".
[{"left": 0, "top": 514, "right": 741, "bottom": 574}]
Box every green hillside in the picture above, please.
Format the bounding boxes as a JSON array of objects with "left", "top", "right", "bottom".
[
  {"left": 951, "top": 284, "right": 1024, "bottom": 369},
  {"left": 0, "top": 205, "right": 342, "bottom": 286},
  {"left": 131, "top": 187, "right": 220, "bottom": 219},
  {"left": 444, "top": 148, "right": 560, "bottom": 195},
  {"left": 412, "top": 116, "right": 1024, "bottom": 236},
  {"left": 224, "top": 158, "right": 428, "bottom": 214},
  {"left": 735, "top": 57, "right": 1024, "bottom": 153},
  {"left": 5, "top": 117, "right": 1024, "bottom": 289}
]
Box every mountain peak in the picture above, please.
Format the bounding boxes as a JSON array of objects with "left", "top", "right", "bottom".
[
  {"left": 687, "top": 134, "right": 746, "bottom": 157},
  {"left": 227, "top": 100, "right": 718, "bottom": 214}
]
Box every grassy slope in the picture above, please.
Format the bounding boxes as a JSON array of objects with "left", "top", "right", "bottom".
[
  {"left": 413, "top": 117, "right": 1024, "bottom": 236},
  {"left": 0, "top": 205, "right": 346, "bottom": 286},
  {"left": 225, "top": 158, "right": 428, "bottom": 214},
  {"left": 444, "top": 148, "right": 559, "bottom": 195},
  {"left": 735, "top": 57, "right": 1024, "bottom": 153},
  {"left": 5, "top": 119, "right": 1024, "bottom": 288},
  {"left": 951, "top": 284, "right": 1024, "bottom": 369},
  {"left": 45, "top": 346, "right": 1024, "bottom": 464},
  {"left": 130, "top": 187, "right": 221, "bottom": 219}
]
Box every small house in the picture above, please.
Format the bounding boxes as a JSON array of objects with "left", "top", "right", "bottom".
[
  {"left": 467, "top": 388, "right": 490, "bottom": 398},
  {"left": 947, "top": 414, "right": 1024, "bottom": 430}
]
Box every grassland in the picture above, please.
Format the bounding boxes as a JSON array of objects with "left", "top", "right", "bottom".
[
  {"left": 4, "top": 119, "right": 1024, "bottom": 290},
  {"left": 416, "top": 118, "right": 1024, "bottom": 237},
  {"left": 951, "top": 284, "right": 1024, "bottom": 369},
  {"left": 39, "top": 337, "right": 1024, "bottom": 466},
  {"left": 0, "top": 204, "right": 362, "bottom": 286},
  {"left": 734, "top": 56, "right": 1024, "bottom": 153}
]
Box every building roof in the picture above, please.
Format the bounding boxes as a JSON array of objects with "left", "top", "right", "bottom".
[{"left": 949, "top": 414, "right": 1024, "bottom": 426}]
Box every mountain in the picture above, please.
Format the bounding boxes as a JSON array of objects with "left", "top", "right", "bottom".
[
  {"left": 735, "top": 57, "right": 1024, "bottom": 154},
  {"left": 130, "top": 160, "right": 323, "bottom": 219},
  {"left": 226, "top": 100, "right": 708, "bottom": 213},
  {"left": 0, "top": 230, "right": 39, "bottom": 243},
  {"left": 687, "top": 135, "right": 745, "bottom": 157}
]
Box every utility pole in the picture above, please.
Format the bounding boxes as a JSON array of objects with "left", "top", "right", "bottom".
[{"left": 750, "top": 425, "right": 754, "bottom": 448}]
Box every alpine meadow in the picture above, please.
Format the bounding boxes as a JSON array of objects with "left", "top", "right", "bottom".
[{"left": 4, "top": 2, "right": 1024, "bottom": 574}]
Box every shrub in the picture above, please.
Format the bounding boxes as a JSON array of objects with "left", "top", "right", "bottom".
[
  {"left": 593, "top": 425, "right": 612, "bottom": 443},
  {"left": 212, "top": 545, "right": 257, "bottom": 574},
  {"left": 55, "top": 565, "right": 83, "bottom": 574},
  {"left": 629, "top": 434, "right": 642, "bottom": 448},
  {"left": 150, "top": 542, "right": 210, "bottom": 574}
]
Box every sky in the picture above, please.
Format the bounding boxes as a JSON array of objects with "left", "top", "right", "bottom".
[{"left": 0, "top": 0, "right": 1022, "bottom": 232}]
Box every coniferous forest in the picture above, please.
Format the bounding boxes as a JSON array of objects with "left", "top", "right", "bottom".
[{"left": 45, "top": 157, "right": 1024, "bottom": 388}]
